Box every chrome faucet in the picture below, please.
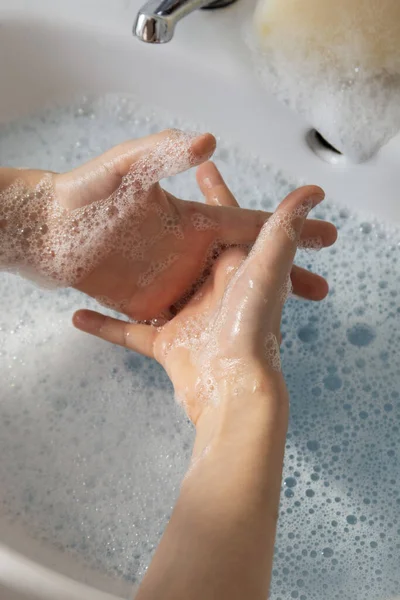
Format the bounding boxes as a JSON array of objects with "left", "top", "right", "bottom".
[{"left": 134, "top": 0, "right": 237, "bottom": 43}]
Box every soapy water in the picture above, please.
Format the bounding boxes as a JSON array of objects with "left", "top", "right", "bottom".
[
  {"left": 1, "top": 95, "right": 400, "bottom": 599},
  {"left": 249, "top": 0, "right": 400, "bottom": 161}
]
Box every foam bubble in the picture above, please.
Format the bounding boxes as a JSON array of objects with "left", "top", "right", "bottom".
[
  {"left": 346, "top": 323, "right": 376, "bottom": 347},
  {"left": 298, "top": 236, "right": 323, "bottom": 251},
  {"left": 279, "top": 274, "right": 294, "bottom": 304},
  {"left": 265, "top": 332, "right": 282, "bottom": 371},
  {"left": 137, "top": 253, "right": 180, "bottom": 288},
  {"left": 191, "top": 212, "right": 219, "bottom": 231},
  {"left": 252, "top": 199, "right": 313, "bottom": 251}
]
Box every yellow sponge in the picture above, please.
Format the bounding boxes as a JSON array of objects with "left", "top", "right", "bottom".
[{"left": 254, "top": 0, "right": 400, "bottom": 75}]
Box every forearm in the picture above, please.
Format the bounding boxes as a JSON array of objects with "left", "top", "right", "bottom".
[
  {"left": 0, "top": 168, "right": 23, "bottom": 270},
  {"left": 0, "top": 167, "right": 18, "bottom": 189},
  {"left": 136, "top": 371, "right": 289, "bottom": 600}
]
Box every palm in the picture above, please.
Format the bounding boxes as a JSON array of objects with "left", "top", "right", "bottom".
[
  {"left": 153, "top": 245, "right": 261, "bottom": 423},
  {"left": 74, "top": 185, "right": 231, "bottom": 320},
  {"left": 152, "top": 255, "right": 227, "bottom": 423}
]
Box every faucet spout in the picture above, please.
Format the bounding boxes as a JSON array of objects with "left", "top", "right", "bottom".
[{"left": 134, "top": 0, "right": 237, "bottom": 43}]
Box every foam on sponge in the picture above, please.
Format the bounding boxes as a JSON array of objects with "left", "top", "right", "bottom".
[{"left": 251, "top": 0, "right": 400, "bottom": 161}]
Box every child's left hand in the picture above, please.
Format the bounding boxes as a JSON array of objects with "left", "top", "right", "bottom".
[{"left": 1, "top": 130, "right": 336, "bottom": 321}]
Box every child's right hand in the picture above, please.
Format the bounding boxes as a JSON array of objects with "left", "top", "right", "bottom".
[{"left": 73, "top": 182, "right": 329, "bottom": 427}]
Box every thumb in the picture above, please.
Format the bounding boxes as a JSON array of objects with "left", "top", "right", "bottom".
[
  {"left": 245, "top": 185, "right": 325, "bottom": 297},
  {"left": 55, "top": 130, "right": 216, "bottom": 210}
]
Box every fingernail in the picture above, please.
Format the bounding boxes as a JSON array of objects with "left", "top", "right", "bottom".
[
  {"left": 191, "top": 133, "right": 216, "bottom": 161},
  {"left": 73, "top": 310, "right": 99, "bottom": 333},
  {"left": 72, "top": 311, "right": 87, "bottom": 328}
]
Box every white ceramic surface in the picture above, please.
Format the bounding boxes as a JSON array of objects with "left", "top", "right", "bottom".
[{"left": 1, "top": 1, "right": 400, "bottom": 598}]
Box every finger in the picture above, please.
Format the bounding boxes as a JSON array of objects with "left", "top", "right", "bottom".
[
  {"left": 248, "top": 185, "right": 325, "bottom": 291},
  {"left": 193, "top": 198, "right": 335, "bottom": 248},
  {"left": 290, "top": 265, "right": 329, "bottom": 301},
  {"left": 196, "top": 162, "right": 239, "bottom": 207},
  {"left": 194, "top": 166, "right": 336, "bottom": 247},
  {"left": 300, "top": 219, "right": 337, "bottom": 247},
  {"left": 73, "top": 310, "right": 156, "bottom": 358},
  {"left": 210, "top": 245, "right": 329, "bottom": 301},
  {"left": 56, "top": 130, "right": 216, "bottom": 209},
  {"left": 71, "top": 130, "right": 215, "bottom": 180},
  {"left": 213, "top": 246, "right": 248, "bottom": 293}
]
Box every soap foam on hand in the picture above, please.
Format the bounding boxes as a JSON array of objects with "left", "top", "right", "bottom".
[
  {"left": 0, "top": 130, "right": 208, "bottom": 311},
  {"left": 250, "top": 0, "right": 400, "bottom": 161},
  {"left": 162, "top": 201, "right": 314, "bottom": 410}
]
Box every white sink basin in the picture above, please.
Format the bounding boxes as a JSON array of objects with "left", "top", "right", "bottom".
[
  {"left": 1, "top": 2, "right": 400, "bottom": 600},
  {"left": 2, "top": 0, "right": 400, "bottom": 223}
]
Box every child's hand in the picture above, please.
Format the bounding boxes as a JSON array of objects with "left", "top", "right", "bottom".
[
  {"left": 73, "top": 183, "right": 329, "bottom": 426},
  {"left": 1, "top": 130, "right": 336, "bottom": 321}
]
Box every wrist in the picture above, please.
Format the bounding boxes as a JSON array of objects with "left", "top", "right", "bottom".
[
  {"left": 0, "top": 167, "right": 46, "bottom": 190},
  {"left": 192, "top": 362, "right": 289, "bottom": 461},
  {"left": 0, "top": 167, "right": 19, "bottom": 190},
  {"left": 0, "top": 168, "right": 55, "bottom": 275}
]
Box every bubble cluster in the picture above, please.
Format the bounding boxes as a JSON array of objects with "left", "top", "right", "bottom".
[
  {"left": 255, "top": 198, "right": 313, "bottom": 246},
  {"left": 298, "top": 237, "right": 323, "bottom": 252},
  {"left": 137, "top": 253, "right": 179, "bottom": 288},
  {"left": 249, "top": 0, "right": 400, "bottom": 161},
  {"left": 190, "top": 212, "right": 219, "bottom": 231},
  {"left": 265, "top": 332, "right": 282, "bottom": 372},
  {"left": 155, "top": 203, "right": 184, "bottom": 240},
  {"left": 1, "top": 95, "right": 400, "bottom": 600},
  {"left": 346, "top": 323, "right": 376, "bottom": 347},
  {"left": 280, "top": 274, "right": 294, "bottom": 305}
]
